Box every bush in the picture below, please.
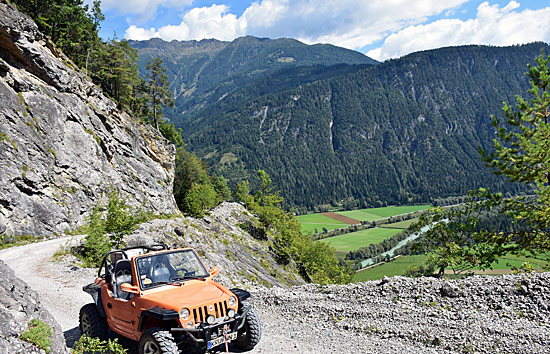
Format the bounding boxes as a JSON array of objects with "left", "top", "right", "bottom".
[
  {"left": 183, "top": 183, "right": 220, "bottom": 218},
  {"left": 72, "top": 335, "right": 127, "bottom": 354},
  {"left": 79, "top": 189, "right": 146, "bottom": 266},
  {"left": 21, "top": 319, "right": 52, "bottom": 353}
]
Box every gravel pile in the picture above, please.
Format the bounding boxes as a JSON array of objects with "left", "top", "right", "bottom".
[{"left": 247, "top": 273, "right": 550, "bottom": 354}]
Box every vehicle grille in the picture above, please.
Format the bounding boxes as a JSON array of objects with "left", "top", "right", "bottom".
[{"left": 192, "top": 300, "right": 229, "bottom": 323}]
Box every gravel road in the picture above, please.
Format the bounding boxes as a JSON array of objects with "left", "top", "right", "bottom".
[{"left": 1, "top": 238, "right": 548, "bottom": 354}]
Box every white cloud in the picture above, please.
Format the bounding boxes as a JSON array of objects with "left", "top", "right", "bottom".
[
  {"left": 122, "top": 0, "right": 549, "bottom": 60},
  {"left": 125, "top": 26, "right": 161, "bottom": 41},
  {"left": 367, "top": 1, "right": 550, "bottom": 61},
  {"left": 125, "top": 4, "right": 243, "bottom": 41},
  {"left": 124, "top": 0, "right": 469, "bottom": 46}
]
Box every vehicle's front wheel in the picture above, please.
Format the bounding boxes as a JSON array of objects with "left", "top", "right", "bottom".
[
  {"left": 233, "top": 304, "right": 261, "bottom": 351},
  {"left": 139, "top": 327, "right": 179, "bottom": 354},
  {"left": 79, "top": 303, "right": 108, "bottom": 339}
]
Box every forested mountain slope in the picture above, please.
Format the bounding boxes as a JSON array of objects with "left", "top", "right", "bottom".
[
  {"left": 180, "top": 43, "right": 549, "bottom": 209},
  {"left": 130, "top": 36, "right": 378, "bottom": 123}
]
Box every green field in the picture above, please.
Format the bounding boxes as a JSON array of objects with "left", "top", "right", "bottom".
[
  {"left": 337, "top": 205, "right": 431, "bottom": 221},
  {"left": 379, "top": 218, "right": 418, "bottom": 229},
  {"left": 296, "top": 214, "right": 348, "bottom": 234},
  {"left": 353, "top": 255, "right": 429, "bottom": 282},
  {"left": 297, "top": 205, "right": 431, "bottom": 234},
  {"left": 320, "top": 228, "right": 402, "bottom": 252},
  {"left": 352, "top": 253, "right": 550, "bottom": 282}
]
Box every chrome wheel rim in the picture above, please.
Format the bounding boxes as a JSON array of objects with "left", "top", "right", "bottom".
[
  {"left": 143, "top": 340, "right": 160, "bottom": 354},
  {"left": 81, "top": 313, "right": 92, "bottom": 336}
]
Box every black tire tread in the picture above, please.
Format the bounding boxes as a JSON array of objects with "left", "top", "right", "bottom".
[
  {"left": 139, "top": 327, "right": 179, "bottom": 354},
  {"left": 234, "top": 303, "right": 261, "bottom": 351},
  {"left": 79, "top": 303, "right": 108, "bottom": 339}
]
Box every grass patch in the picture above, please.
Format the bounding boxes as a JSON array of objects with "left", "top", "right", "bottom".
[
  {"left": 297, "top": 213, "right": 348, "bottom": 235},
  {"left": 353, "top": 255, "right": 429, "bottom": 282},
  {"left": 353, "top": 253, "right": 550, "bottom": 282},
  {"left": 487, "top": 253, "right": 549, "bottom": 270},
  {"left": 319, "top": 227, "right": 401, "bottom": 252},
  {"left": 0, "top": 234, "right": 44, "bottom": 250},
  {"left": 337, "top": 205, "right": 431, "bottom": 221},
  {"left": 21, "top": 318, "right": 52, "bottom": 353},
  {"left": 379, "top": 218, "right": 418, "bottom": 229}
]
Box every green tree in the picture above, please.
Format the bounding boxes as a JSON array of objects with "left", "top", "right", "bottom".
[
  {"left": 479, "top": 53, "right": 550, "bottom": 252},
  {"left": 411, "top": 190, "right": 506, "bottom": 276},
  {"left": 173, "top": 148, "right": 211, "bottom": 206},
  {"left": 236, "top": 171, "right": 352, "bottom": 284},
  {"left": 183, "top": 183, "right": 220, "bottom": 218},
  {"left": 13, "top": 0, "right": 103, "bottom": 70},
  {"left": 94, "top": 38, "right": 142, "bottom": 112},
  {"left": 80, "top": 189, "right": 146, "bottom": 266},
  {"left": 212, "top": 174, "right": 232, "bottom": 201},
  {"left": 145, "top": 57, "right": 174, "bottom": 131},
  {"left": 411, "top": 53, "right": 550, "bottom": 275}
]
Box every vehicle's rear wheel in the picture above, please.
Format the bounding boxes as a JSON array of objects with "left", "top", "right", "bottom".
[
  {"left": 79, "top": 303, "right": 108, "bottom": 339},
  {"left": 139, "top": 327, "right": 179, "bottom": 354},
  {"left": 233, "top": 304, "right": 261, "bottom": 351}
]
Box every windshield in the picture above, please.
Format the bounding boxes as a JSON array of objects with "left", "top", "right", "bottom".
[{"left": 135, "top": 249, "right": 209, "bottom": 289}]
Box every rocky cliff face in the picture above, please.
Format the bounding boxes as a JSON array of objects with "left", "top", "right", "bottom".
[
  {"left": 0, "top": 3, "right": 178, "bottom": 237},
  {"left": 0, "top": 260, "right": 68, "bottom": 353}
]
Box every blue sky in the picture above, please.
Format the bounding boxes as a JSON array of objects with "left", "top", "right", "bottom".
[{"left": 91, "top": 0, "right": 550, "bottom": 61}]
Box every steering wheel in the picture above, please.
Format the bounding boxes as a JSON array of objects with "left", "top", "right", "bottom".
[{"left": 173, "top": 267, "right": 189, "bottom": 278}]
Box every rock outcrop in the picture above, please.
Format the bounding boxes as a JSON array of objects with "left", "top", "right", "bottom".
[
  {"left": 126, "top": 202, "right": 307, "bottom": 288},
  {"left": 0, "top": 2, "right": 178, "bottom": 237},
  {"left": 0, "top": 260, "right": 68, "bottom": 353}
]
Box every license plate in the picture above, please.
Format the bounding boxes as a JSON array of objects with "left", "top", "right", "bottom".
[{"left": 207, "top": 332, "right": 237, "bottom": 349}]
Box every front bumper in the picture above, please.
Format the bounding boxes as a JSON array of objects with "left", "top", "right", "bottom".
[{"left": 170, "top": 303, "right": 251, "bottom": 349}]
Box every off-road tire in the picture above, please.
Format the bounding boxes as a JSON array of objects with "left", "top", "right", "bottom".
[
  {"left": 79, "top": 303, "right": 108, "bottom": 339},
  {"left": 233, "top": 304, "right": 261, "bottom": 351},
  {"left": 139, "top": 327, "right": 179, "bottom": 354}
]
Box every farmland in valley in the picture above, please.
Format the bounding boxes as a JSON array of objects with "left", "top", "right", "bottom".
[
  {"left": 320, "top": 228, "right": 402, "bottom": 253},
  {"left": 337, "top": 205, "right": 431, "bottom": 221},
  {"left": 298, "top": 205, "right": 431, "bottom": 234},
  {"left": 296, "top": 214, "right": 348, "bottom": 235}
]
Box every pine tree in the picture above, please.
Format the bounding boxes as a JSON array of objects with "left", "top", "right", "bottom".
[
  {"left": 145, "top": 57, "right": 174, "bottom": 131},
  {"left": 480, "top": 53, "right": 550, "bottom": 252}
]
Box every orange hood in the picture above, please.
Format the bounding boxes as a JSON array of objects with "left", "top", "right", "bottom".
[{"left": 139, "top": 280, "right": 230, "bottom": 310}]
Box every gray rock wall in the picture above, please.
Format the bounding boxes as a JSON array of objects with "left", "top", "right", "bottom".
[
  {"left": 0, "top": 3, "right": 179, "bottom": 236},
  {"left": 0, "top": 260, "right": 68, "bottom": 353}
]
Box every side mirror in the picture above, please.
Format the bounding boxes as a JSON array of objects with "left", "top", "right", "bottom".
[
  {"left": 209, "top": 266, "right": 219, "bottom": 277},
  {"left": 120, "top": 283, "right": 139, "bottom": 294}
]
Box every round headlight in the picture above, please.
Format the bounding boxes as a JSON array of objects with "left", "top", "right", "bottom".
[
  {"left": 180, "top": 308, "right": 190, "bottom": 320},
  {"left": 228, "top": 296, "right": 237, "bottom": 307},
  {"left": 227, "top": 309, "right": 236, "bottom": 318},
  {"left": 206, "top": 315, "right": 215, "bottom": 324}
]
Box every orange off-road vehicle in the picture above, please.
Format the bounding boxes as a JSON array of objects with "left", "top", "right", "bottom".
[{"left": 80, "top": 245, "right": 261, "bottom": 353}]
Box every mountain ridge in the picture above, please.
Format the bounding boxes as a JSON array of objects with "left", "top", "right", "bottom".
[
  {"left": 130, "top": 36, "right": 378, "bottom": 121},
  {"left": 183, "top": 42, "right": 549, "bottom": 209}
]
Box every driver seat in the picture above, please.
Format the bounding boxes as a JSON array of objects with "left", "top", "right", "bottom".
[
  {"left": 113, "top": 259, "right": 133, "bottom": 300},
  {"left": 150, "top": 256, "right": 171, "bottom": 283}
]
